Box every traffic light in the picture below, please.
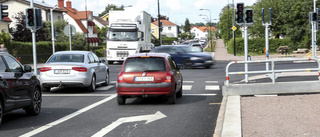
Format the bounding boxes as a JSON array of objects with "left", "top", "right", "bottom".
[
  {"left": 236, "top": 3, "right": 244, "bottom": 24},
  {"left": 159, "top": 21, "right": 163, "bottom": 32},
  {"left": 26, "top": 8, "right": 35, "bottom": 28},
  {"left": 26, "top": 8, "right": 42, "bottom": 29},
  {"left": 0, "top": 4, "right": 8, "bottom": 21},
  {"left": 312, "top": 12, "right": 318, "bottom": 21},
  {"left": 245, "top": 9, "right": 254, "bottom": 24}
]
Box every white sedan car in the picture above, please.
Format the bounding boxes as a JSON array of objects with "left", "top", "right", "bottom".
[{"left": 40, "top": 51, "right": 109, "bottom": 92}]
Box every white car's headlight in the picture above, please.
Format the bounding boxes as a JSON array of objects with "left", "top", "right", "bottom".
[{"left": 190, "top": 57, "right": 202, "bottom": 60}]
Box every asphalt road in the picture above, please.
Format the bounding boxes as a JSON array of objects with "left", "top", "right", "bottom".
[{"left": 0, "top": 61, "right": 227, "bottom": 137}]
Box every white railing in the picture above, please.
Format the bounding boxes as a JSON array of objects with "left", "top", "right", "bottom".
[{"left": 225, "top": 58, "right": 320, "bottom": 86}]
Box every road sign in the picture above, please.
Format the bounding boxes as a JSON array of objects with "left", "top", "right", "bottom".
[
  {"left": 63, "top": 24, "right": 76, "bottom": 36},
  {"left": 232, "top": 26, "right": 237, "bottom": 31}
]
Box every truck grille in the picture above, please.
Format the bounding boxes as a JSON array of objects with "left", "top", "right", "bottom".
[{"left": 117, "top": 51, "right": 129, "bottom": 57}]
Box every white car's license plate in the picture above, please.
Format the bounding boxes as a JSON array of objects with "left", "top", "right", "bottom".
[
  {"left": 54, "top": 69, "right": 70, "bottom": 74},
  {"left": 134, "top": 76, "right": 154, "bottom": 82}
]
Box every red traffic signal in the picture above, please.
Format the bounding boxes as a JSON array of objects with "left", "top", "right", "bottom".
[
  {"left": 236, "top": 3, "right": 244, "bottom": 24},
  {"left": 27, "top": 8, "right": 35, "bottom": 27}
]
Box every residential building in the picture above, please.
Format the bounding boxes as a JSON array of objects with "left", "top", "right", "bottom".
[
  {"left": 58, "top": 0, "right": 99, "bottom": 46},
  {"left": 0, "top": 0, "right": 65, "bottom": 31},
  {"left": 0, "top": 17, "right": 12, "bottom": 33},
  {"left": 151, "top": 23, "right": 159, "bottom": 39},
  {"left": 101, "top": 13, "right": 109, "bottom": 22},
  {"left": 152, "top": 19, "right": 178, "bottom": 38},
  {"left": 190, "top": 26, "right": 216, "bottom": 40}
]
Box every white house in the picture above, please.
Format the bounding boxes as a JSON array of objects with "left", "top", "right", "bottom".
[
  {"left": 58, "top": 0, "right": 99, "bottom": 46},
  {"left": 152, "top": 19, "right": 178, "bottom": 38},
  {"left": 0, "top": 0, "right": 65, "bottom": 31},
  {"left": 190, "top": 26, "right": 216, "bottom": 40}
]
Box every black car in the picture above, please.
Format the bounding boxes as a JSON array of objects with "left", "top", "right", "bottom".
[
  {"left": 0, "top": 52, "right": 41, "bottom": 125},
  {"left": 151, "top": 45, "right": 215, "bottom": 68}
]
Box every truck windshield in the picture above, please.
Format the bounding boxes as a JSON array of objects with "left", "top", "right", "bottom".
[{"left": 108, "top": 30, "right": 139, "bottom": 41}]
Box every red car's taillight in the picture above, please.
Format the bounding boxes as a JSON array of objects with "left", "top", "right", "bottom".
[
  {"left": 118, "top": 73, "right": 125, "bottom": 83},
  {"left": 40, "top": 67, "right": 51, "bottom": 72},
  {"left": 72, "top": 67, "right": 87, "bottom": 72},
  {"left": 164, "top": 74, "right": 172, "bottom": 82}
]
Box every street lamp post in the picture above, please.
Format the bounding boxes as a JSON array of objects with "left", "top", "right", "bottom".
[
  {"left": 50, "top": 5, "right": 58, "bottom": 54},
  {"left": 200, "top": 9, "right": 212, "bottom": 51}
]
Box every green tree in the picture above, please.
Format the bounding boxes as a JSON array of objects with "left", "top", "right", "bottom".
[
  {"left": 184, "top": 18, "right": 191, "bottom": 32},
  {"left": 218, "top": 5, "right": 241, "bottom": 43},
  {"left": 95, "top": 25, "right": 108, "bottom": 42},
  {"left": 99, "top": 4, "right": 124, "bottom": 17}
]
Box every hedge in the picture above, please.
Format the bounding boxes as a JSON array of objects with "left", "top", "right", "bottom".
[
  {"left": 6, "top": 41, "right": 105, "bottom": 64},
  {"left": 227, "top": 38, "right": 295, "bottom": 55}
]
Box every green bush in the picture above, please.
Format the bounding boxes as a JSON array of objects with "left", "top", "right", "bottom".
[
  {"left": 161, "top": 37, "right": 178, "bottom": 45},
  {"left": 227, "top": 38, "right": 295, "bottom": 55}
]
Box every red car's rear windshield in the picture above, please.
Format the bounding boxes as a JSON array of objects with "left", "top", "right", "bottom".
[{"left": 123, "top": 57, "right": 166, "bottom": 72}]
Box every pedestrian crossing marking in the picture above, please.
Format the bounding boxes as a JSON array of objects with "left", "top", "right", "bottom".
[
  {"left": 183, "top": 81, "right": 194, "bottom": 83},
  {"left": 182, "top": 85, "right": 192, "bottom": 90},
  {"left": 111, "top": 81, "right": 117, "bottom": 84},
  {"left": 206, "top": 81, "right": 219, "bottom": 84},
  {"left": 205, "top": 85, "right": 220, "bottom": 90}
]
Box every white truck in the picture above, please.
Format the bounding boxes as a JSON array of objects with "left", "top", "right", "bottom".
[{"left": 106, "top": 10, "right": 152, "bottom": 64}]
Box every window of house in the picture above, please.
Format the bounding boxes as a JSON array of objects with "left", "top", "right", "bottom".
[
  {"left": 151, "top": 29, "right": 155, "bottom": 33},
  {"left": 168, "top": 27, "right": 171, "bottom": 30},
  {"left": 58, "top": 16, "right": 61, "bottom": 20}
]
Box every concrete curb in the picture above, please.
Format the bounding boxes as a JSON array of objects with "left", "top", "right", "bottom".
[{"left": 213, "top": 96, "right": 227, "bottom": 137}]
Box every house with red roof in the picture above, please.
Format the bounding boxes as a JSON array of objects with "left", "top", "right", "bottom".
[
  {"left": 0, "top": 0, "right": 65, "bottom": 32},
  {"left": 58, "top": 0, "right": 99, "bottom": 46},
  {"left": 0, "top": 17, "right": 12, "bottom": 33},
  {"left": 152, "top": 19, "right": 178, "bottom": 38},
  {"left": 190, "top": 26, "right": 216, "bottom": 40}
]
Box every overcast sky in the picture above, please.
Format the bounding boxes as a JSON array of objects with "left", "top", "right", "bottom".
[{"left": 46, "top": 0, "right": 256, "bottom": 25}]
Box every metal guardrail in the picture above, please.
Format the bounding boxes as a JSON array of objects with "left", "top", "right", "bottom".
[{"left": 225, "top": 58, "right": 320, "bottom": 86}]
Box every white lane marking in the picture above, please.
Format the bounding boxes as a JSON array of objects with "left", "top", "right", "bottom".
[
  {"left": 95, "top": 86, "right": 114, "bottom": 91},
  {"left": 111, "top": 81, "right": 117, "bottom": 84},
  {"left": 205, "top": 85, "right": 220, "bottom": 90},
  {"left": 91, "top": 111, "right": 166, "bottom": 137},
  {"left": 183, "top": 94, "right": 216, "bottom": 96},
  {"left": 182, "top": 85, "right": 192, "bottom": 90},
  {"left": 183, "top": 81, "right": 194, "bottom": 83},
  {"left": 206, "top": 81, "right": 219, "bottom": 84},
  {"left": 19, "top": 94, "right": 117, "bottom": 137},
  {"left": 43, "top": 94, "right": 115, "bottom": 97}
]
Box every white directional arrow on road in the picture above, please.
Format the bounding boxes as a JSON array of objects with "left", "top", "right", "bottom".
[{"left": 91, "top": 111, "right": 167, "bottom": 137}]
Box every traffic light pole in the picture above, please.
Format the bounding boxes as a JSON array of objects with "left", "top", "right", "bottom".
[
  {"left": 244, "top": 25, "right": 248, "bottom": 83},
  {"left": 312, "top": 22, "right": 315, "bottom": 58},
  {"left": 30, "top": 0, "right": 38, "bottom": 75}
]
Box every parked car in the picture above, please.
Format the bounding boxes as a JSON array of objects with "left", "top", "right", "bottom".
[
  {"left": 190, "top": 43, "right": 203, "bottom": 52},
  {"left": 116, "top": 53, "right": 183, "bottom": 105},
  {"left": 0, "top": 52, "right": 41, "bottom": 125},
  {"left": 40, "top": 51, "right": 110, "bottom": 92},
  {"left": 150, "top": 45, "right": 215, "bottom": 68}
]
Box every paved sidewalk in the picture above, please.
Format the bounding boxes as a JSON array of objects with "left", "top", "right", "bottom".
[
  {"left": 213, "top": 39, "right": 320, "bottom": 137},
  {"left": 214, "top": 39, "right": 309, "bottom": 61}
]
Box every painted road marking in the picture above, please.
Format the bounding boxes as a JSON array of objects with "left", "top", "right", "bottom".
[
  {"left": 43, "top": 94, "right": 115, "bottom": 97},
  {"left": 91, "top": 111, "right": 166, "bottom": 137},
  {"left": 183, "top": 81, "right": 194, "bottom": 83},
  {"left": 182, "top": 85, "right": 192, "bottom": 90},
  {"left": 205, "top": 85, "right": 220, "bottom": 90},
  {"left": 183, "top": 94, "right": 216, "bottom": 96},
  {"left": 111, "top": 81, "right": 117, "bottom": 84},
  {"left": 206, "top": 81, "right": 219, "bottom": 84},
  {"left": 19, "top": 94, "right": 117, "bottom": 137}
]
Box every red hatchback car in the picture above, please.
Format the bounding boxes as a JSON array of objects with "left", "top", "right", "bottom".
[{"left": 116, "top": 53, "right": 183, "bottom": 105}]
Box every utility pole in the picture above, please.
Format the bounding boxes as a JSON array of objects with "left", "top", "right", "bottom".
[{"left": 158, "top": 0, "right": 161, "bottom": 46}]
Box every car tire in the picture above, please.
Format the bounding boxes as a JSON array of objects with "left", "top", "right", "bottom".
[
  {"left": 41, "top": 86, "right": 50, "bottom": 92},
  {"left": 101, "top": 71, "right": 110, "bottom": 86},
  {"left": 87, "top": 76, "right": 96, "bottom": 92},
  {"left": 183, "top": 60, "right": 192, "bottom": 69},
  {"left": 177, "top": 83, "right": 183, "bottom": 98},
  {"left": 117, "top": 96, "right": 126, "bottom": 105},
  {"left": 25, "top": 87, "right": 41, "bottom": 116},
  {"left": 0, "top": 100, "right": 3, "bottom": 126}
]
